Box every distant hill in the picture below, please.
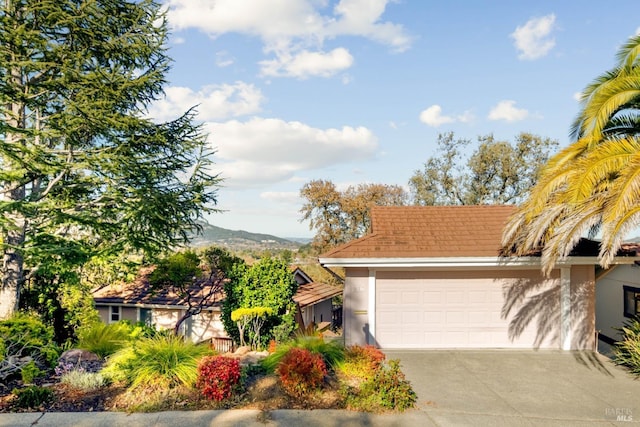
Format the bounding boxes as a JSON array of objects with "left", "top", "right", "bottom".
[{"left": 188, "top": 222, "right": 303, "bottom": 250}]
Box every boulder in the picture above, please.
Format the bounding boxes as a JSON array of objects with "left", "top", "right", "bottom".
[{"left": 59, "top": 349, "right": 101, "bottom": 364}]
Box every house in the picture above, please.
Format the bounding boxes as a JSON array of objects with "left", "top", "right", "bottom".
[
  {"left": 291, "top": 267, "right": 342, "bottom": 331},
  {"left": 319, "top": 205, "right": 640, "bottom": 350},
  {"left": 92, "top": 266, "right": 227, "bottom": 343},
  {"left": 595, "top": 256, "right": 640, "bottom": 354},
  {"left": 93, "top": 265, "right": 343, "bottom": 342}
]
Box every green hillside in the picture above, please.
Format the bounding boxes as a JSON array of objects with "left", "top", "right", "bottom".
[{"left": 188, "top": 222, "right": 301, "bottom": 249}]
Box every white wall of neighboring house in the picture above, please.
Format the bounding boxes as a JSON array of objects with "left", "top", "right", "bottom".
[
  {"left": 596, "top": 265, "right": 640, "bottom": 343},
  {"left": 152, "top": 308, "right": 181, "bottom": 333},
  {"left": 186, "top": 311, "right": 228, "bottom": 343}
]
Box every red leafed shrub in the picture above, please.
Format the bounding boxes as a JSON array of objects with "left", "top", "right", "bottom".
[
  {"left": 341, "top": 345, "right": 386, "bottom": 380},
  {"left": 276, "top": 347, "right": 327, "bottom": 398},
  {"left": 196, "top": 356, "right": 241, "bottom": 401}
]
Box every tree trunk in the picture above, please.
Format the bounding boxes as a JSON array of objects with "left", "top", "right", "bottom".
[{"left": 0, "top": 61, "right": 26, "bottom": 320}]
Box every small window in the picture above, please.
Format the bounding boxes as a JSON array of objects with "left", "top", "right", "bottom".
[
  {"left": 623, "top": 286, "right": 640, "bottom": 318},
  {"left": 110, "top": 306, "right": 121, "bottom": 323}
]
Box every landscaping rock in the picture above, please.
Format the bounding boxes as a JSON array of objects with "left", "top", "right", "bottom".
[
  {"left": 58, "top": 349, "right": 103, "bottom": 373},
  {"left": 234, "top": 346, "right": 252, "bottom": 356}
]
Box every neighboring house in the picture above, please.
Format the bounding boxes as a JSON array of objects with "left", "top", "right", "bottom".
[
  {"left": 93, "top": 266, "right": 343, "bottom": 342},
  {"left": 319, "top": 205, "right": 640, "bottom": 351},
  {"left": 595, "top": 259, "right": 640, "bottom": 354},
  {"left": 93, "top": 266, "right": 227, "bottom": 343},
  {"left": 291, "top": 267, "right": 342, "bottom": 331}
]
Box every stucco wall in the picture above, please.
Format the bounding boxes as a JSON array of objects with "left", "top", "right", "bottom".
[
  {"left": 187, "top": 311, "right": 228, "bottom": 343},
  {"left": 343, "top": 268, "right": 370, "bottom": 347},
  {"left": 570, "top": 264, "right": 596, "bottom": 350},
  {"left": 596, "top": 265, "right": 640, "bottom": 341},
  {"left": 121, "top": 306, "right": 137, "bottom": 323}
]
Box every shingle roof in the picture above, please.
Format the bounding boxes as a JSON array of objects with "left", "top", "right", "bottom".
[
  {"left": 92, "top": 266, "right": 224, "bottom": 308},
  {"left": 94, "top": 265, "right": 343, "bottom": 310},
  {"left": 321, "top": 205, "right": 517, "bottom": 259},
  {"left": 293, "top": 282, "right": 342, "bottom": 308}
]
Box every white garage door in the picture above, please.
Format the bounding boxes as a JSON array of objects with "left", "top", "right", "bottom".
[{"left": 375, "top": 272, "right": 555, "bottom": 349}]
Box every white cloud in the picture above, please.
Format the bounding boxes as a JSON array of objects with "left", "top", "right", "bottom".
[
  {"left": 511, "top": 14, "right": 556, "bottom": 60},
  {"left": 259, "top": 48, "right": 354, "bottom": 79},
  {"left": 206, "top": 117, "right": 378, "bottom": 188},
  {"left": 573, "top": 91, "right": 583, "bottom": 102},
  {"left": 260, "top": 191, "right": 301, "bottom": 205},
  {"left": 215, "top": 51, "right": 234, "bottom": 67},
  {"left": 147, "top": 82, "right": 264, "bottom": 122},
  {"left": 419, "top": 105, "right": 475, "bottom": 127},
  {"left": 165, "top": 0, "right": 411, "bottom": 78},
  {"left": 488, "top": 100, "right": 529, "bottom": 122}
]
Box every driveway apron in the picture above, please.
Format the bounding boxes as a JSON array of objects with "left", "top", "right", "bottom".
[{"left": 385, "top": 350, "right": 640, "bottom": 426}]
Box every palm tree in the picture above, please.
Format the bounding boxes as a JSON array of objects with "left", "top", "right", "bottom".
[{"left": 502, "top": 35, "right": 640, "bottom": 273}]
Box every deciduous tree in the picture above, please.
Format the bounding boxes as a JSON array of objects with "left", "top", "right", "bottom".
[
  {"left": 300, "top": 180, "right": 407, "bottom": 252},
  {"left": 0, "top": 0, "right": 220, "bottom": 318},
  {"left": 409, "top": 132, "right": 558, "bottom": 206}
]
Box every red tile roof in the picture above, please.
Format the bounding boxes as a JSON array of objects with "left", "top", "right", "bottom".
[{"left": 321, "top": 205, "right": 517, "bottom": 259}]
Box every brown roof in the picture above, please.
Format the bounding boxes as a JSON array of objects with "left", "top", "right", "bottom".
[
  {"left": 321, "top": 205, "right": 517, "bottom": 259},
  {"left": 92, "top": 266, "right": 224, "bottom": 308},
  {"left": 94, "top": 265, "right": 342, "bottom": 310},
  {"left": 293, "top": 282, "right": 342, "bottom": 308}
]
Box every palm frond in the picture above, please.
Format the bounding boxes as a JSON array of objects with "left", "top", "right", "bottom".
[{"left": 616, "top": 34, "right": 640, "bottom": 73}]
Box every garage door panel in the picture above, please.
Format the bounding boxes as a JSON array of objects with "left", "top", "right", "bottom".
[{"left": 376, "top": 275, "right": 556, "bottom": 349}]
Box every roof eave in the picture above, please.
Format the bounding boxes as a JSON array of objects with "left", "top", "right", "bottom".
[{"left": 319, "top": 255, "right": 639, "bottom": 268}]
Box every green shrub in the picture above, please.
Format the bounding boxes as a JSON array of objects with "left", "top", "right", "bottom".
[
  {"left": 342, "top": 359, "right": 416, "bottom": 413},
  {"left": 102, "top": 334, "right": 213, "bottom": 390},
  {"left": 20, "top": 361, "right": 42, "bottom": 384},
  {"left": 337, "top": 345, "right": 386, "bottom": 380},
  {"left": 276, "top": 347, "right": 327, "bottom": 398},
  {"left": 76, "top": 321, "right": 133, "bottom": 358},
  {"left": 615, "top": 317, "right": 640, "bottom": 375},
  {"left": 60, "top": 370, "right": 106, "bottom": 391},
  {"left": 12, "top": 385, "right": 54, "bottom": 409},
  {"left": 262, "top": 334, "right": 344, "bottom": 373},
  {"left": 0, "top": 313, "right": 60, "bottom": 367},
  {"left": 101, "top": 346, "right": 137, "bottom": 383}
]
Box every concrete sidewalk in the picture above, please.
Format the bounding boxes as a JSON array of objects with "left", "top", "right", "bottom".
[{"left": 1, "top": 350, "right": 638, "bottom": 426}]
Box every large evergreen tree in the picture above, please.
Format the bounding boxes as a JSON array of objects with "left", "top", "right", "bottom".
[
  {"left": 502, "top": 34, "right": 640, "bottom": 272},
  {"left": 0, "top": 0, "right": 220, "bottom": 318}
]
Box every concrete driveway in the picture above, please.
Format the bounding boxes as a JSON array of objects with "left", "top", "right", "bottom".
[{"left": 385, "top": 350, "right": 640, "bottom": 426}]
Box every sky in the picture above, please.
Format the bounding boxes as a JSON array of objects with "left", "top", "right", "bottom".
[{"left": 152, "top": 0, "right": 640, "bottom": 239}]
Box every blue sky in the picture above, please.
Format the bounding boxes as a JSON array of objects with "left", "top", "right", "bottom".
[{"left": 154, "top": 0, "right": 640, "bottom": 238}]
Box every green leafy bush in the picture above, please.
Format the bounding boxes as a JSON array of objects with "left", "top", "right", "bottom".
[
  {"left": 342, "top": 359, "right": 417, "bottom": 412},
  {"left": 615, "top": 317, "right": 640, "bottom": 375},
  {"left": 76, "top": 321, "right": 133, "bottom": 358},
  {"left": 262, "top": 334, "right": 344, "bottom": 373},
  {"left": 12, "top": 385, "right": 54, "bottom": 409},
  {"left": 0, "top": 313, "right": 60, "bottom": 368},
  {"left": 197, "top": 356, "right": 241, "bottom": 401},
  {"left": 276, "top": 347, "right": 327, "bottom": 398},
  {"left": 20, "top": 361, "right": 42, "bottom": 384},
  {"left": 102, "top": 334, "right": 212, "bottom": 390},
  {"left": 60, "top": 371, "right": 106, "bottom": 391},
  {"left": 338, "top": 345, "right": 386, "bottom": 380}
]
